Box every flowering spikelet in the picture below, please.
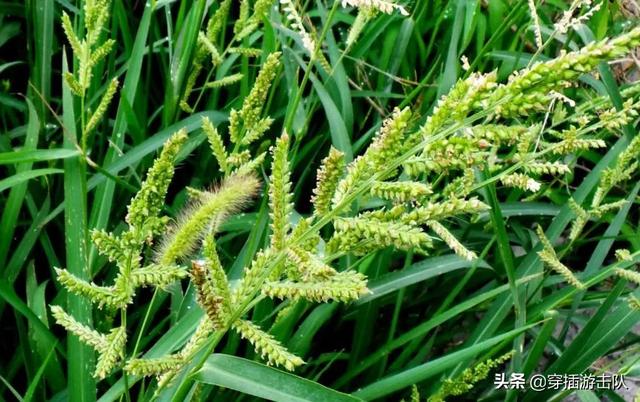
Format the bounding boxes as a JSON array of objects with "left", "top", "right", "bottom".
[
  {"left": 329, "top": 217, "right": 432, "bottom": 255},
  {"left": 91, "top": 230, "right": 127, "bottom": 265},
  {"left": 269, "top": 134, "right": 293, "bottom": 252},
  {"left": 234, "top": 152, "right": 267, "bottom": 177},
  {"left": 346, "top": 7, "right": 377, "bottom": 47},
  {"left": 61, "top": 12, "right": 83, "bottom": 57},
  {"left": 242, "top": 117, "right": 275, "bottom": 146},
  {"left": 233, "top": 250, "right": 272, "bottom": 304},
  {"left": 179, "top": 53, "right": 204, "bottom": 113},
  {"left": 598, "top": 99, "right": 639, "bottom": 130},
  {"left": 88, "top": 39, "right": 115, "bottom": 69},
  {"left": 227, "top": 149, "right": 252, "bottom": 169},
  {"left": 192, "top": 260, "right": 229, "bottom": 329},
  {"left": 286, "top": 247, "right": 336, "bottom": 281},
  {"left": 127, "top": 130, "right": 188, "bottom": 229},
  {"left": 228, "top": 47, "right": 262, "bottom": 57},
  {"left": 55, "top": 268, "right": 125, "bottom": 309},
  {"left": 180, "top": 317, "right": 216, "bottom": 360},
  {"left": 232, "top": 319, "right": 304, "bottom": 371},
  {"left": 152, "top": 317, "right": 217, "bottom": 388},
  {"left": 333, "top": 107, "right": 412, "bottom": 206},
  {"left": 94, "top": 326, "right": 126, "bottom": 379},
  {"left": 591, "top": 200, "right": 627, "bottom": 218},
  {"left": 402, "top": 197, "right": 489, "bottom": 223},
  {"left": 229, "top": 52, "right": 281, "bottom": 144},
  {"left": 442, "top": 169, "right": 476, "bottom": 199},
  {"left": 236, "top": 0, "right": 273, "bottom": 40},
  {"left": 469, "top": 125, "right": 528, "bottom": 146},
  {"left": 615, "top": 268, "right": 640, "bottom": 285},
  {"left": 487, "top": 27, "right": 640, "bottom": 117},
  {"left": 206, "top": 0, "right": 231, "bottom": 44},
  {"left": 234, "top": 0, "right": 251, "bottom": 36},
  {"left": 429, "top": 351, "right": 514, "bottom": 402},
  {"left": 592, "top": 134, "right": 640, "bottom": 207},
  {"left": 615, "top": 249, "right": 633, "bottom": 262},
  {"left": 191, "top": 237, "right": 231, "bottom": 331},
  {"left": 64, "top": 72, "right": 83, "bottom": 96},
  {"left": 262, "top": 270, "right": 369, "bottom": 302},
  {"left": 551, "top": 135, "right": 606, "bottom": 155},
  {"left": 628, "top": 295, "right": 640, "bottom": 311},
  {"left": 415, "top": 137, "right": 488, "bottom": 172},
  {"left": 202, "top": 117, "right": 228, "bottom": 174},
  {"left": 198, "top": 32, "right": 223, "bottom": 67},
  {"left": 311, "top": 147, "right": 345, "bottom": 216},
  {"left": 523, "top": 162, "right": 570, "bottom": 176},
  {"left": 130, "top": 264, "right": 186, "bottom": 288},
  {"left": 52, "top": 305, "right": 126, "bottom": 379},
  {"left": 84, "top": 78, "right": 119, "bottom": 136},
  {"left": 204, "top": 73, "right": 244, "bottom": 89},
  {"left": 408, "top": 385, "right": 420, "bottom": 402},
  {"left": 567, "top": 198, "right": 589, "bottom": 242},
  {"left": 84, "top": 0, "right": 111, "bottom": 45},
  {"left": 50, "top": 305, "right": 108, "bottom": 351},
  {"left": 156, "top": 174, "right": 260, "bottom": 265},
  {"left": 61, "top": 0, "right": 115, "bottom": 92},
  {"left": 527, "top": 0, "right": 543, "bottom": 48},
  {"left": 427, "top": 220, "right": 477, "bottom": 261},
  {"left": 536, "top": 225, "right": 585, "bottom": 289},
  {"left": 341, "top": 0, "right": 409, "bottom": 16},
  {"left": 554, "top": 0, "right": 601, "bottom": 35},
  {"left": 421, "top": 72, "right": 497, "bottom": 137},
  {"left": 289, "top": 218, "right": 321, "bottom": 253},
  {"left": 500, "top": 173, "right": 541, "bottom": 192},
  {"left": 371, "top": 181, "right": 432, "bottom": 204},
  {"left": 368, "top": 107, "right": 413, "bottom": 166},
  {"left": 203, "top": 234, "right": 231, "bottom": 302},
  {"left": 280, "top": 0, "right": 316, "bottom": 54},
  {"left": 124, "top": 356, "right": 183, "bottom": 377}
]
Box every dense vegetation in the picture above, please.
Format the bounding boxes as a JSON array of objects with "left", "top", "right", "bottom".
[{"left": 1, "top": 0, "right": 640, "bottom": 401}]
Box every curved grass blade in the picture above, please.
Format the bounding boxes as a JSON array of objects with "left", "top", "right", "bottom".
[
  {"left": 353, "top": 323, "right": 538, "bottom": 400},
  {"left": 0, "top": 168, "right": 62, "bottom": 193},
  {"left": 354, "top": 254, "right": 491, "bottom": 305},
  {"left": 196, "top": 354, "right": 363, "bottom": 402},
  {"left": 0, "top": 149, "right": 79, "bottom": 165}
]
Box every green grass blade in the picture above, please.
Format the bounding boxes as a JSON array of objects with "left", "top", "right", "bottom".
[
  {"left": 27, "top": 0, "right": 53, "bottom": 118},
  {"left": 0, "top": 278, "right": 62, "bottom": 356},
  {"left": 0, "top": 168, "right": 62, "bottom": 193},
  {"left": 334, "top": 274, "right": 541, "bottom": 388},
  {"left": 0, "top": 149, "right": 80, "bottom": 165},
  {"left": 353, "top": 323, "right": 538, "bottom": 400},
  {"left": 438, "top": 0, "right": 465, "bottom": 96},
  {"left": 354, "top": 254, "right": 491, "bottom": 306},
  {"left": 62, "top": 51, "right": 95, "bottom": 402},
  {"left": 0, "top": 99, "right": 39, "bottom": 269},
  {"left": 196, "top": 354, "right": 363, "bottom": 402},
  {"left": 162, "top": 0, "right": 205, "bottom": 124},
  {"left": 23, "top": 342, "right": 57, "bottom": 402}
]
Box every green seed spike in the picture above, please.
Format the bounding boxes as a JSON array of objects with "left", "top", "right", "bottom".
[
  {"left": 269, "top": 133, "right": 293, "bottom": 251},
  {"left": 126, "top": 130, "right": 188, "bottom": 229},
  {"left": 232, "top": 319, "right": 305, "bottom": 371},
  {"left": 156, "top": 174, "right": 260, "bottom": 265}
]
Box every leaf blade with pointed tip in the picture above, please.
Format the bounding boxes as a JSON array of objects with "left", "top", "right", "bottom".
[{"left": 196, "top": 354, "right": 363, "bottom": 402}]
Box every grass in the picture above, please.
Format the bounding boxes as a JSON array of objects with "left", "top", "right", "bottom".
[{"left": 1, "top": 0, "right": 640, "bottom": 401}]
